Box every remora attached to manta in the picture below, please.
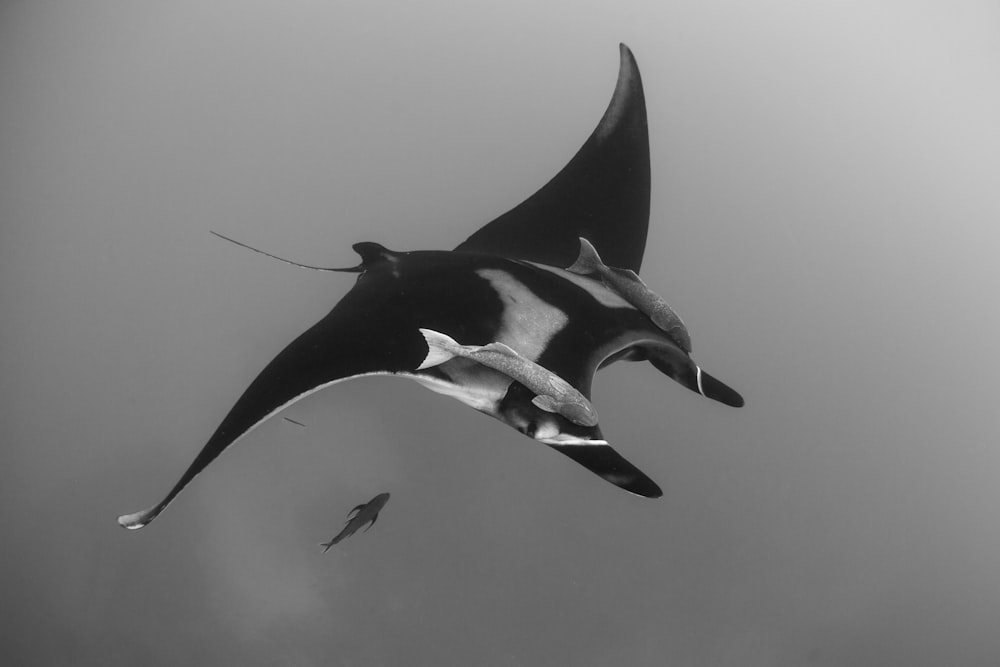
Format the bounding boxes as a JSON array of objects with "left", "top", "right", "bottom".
[
  {"left": 417, "top": 328, "right": 599, "bottom": 427},
  {"left": 118, "top": 44, "right": 744, "bottom": 531}
]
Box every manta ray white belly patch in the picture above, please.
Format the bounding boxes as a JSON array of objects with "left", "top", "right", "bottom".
[{"left": 476, "top": 268, "right": 569, "bottom": 361}]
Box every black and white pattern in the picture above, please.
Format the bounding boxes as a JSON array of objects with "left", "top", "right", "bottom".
[{"left": 118, "top": 44, "right": 742, "bottom": 530}]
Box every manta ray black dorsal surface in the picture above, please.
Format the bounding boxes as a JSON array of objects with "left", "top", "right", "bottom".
[
  {"left": 118, "top": 44, "right": 745, "bottom": 531},
  {"left": 455, "top": 43, "right": 650, "bottom": 273}
]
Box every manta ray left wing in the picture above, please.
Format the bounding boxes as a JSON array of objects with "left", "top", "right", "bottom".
[{"left": 118, "top": 249, "right": 427, "bottom": 529}]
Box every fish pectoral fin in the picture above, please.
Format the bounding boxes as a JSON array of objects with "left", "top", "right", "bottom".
[
  {"left": 363, "top": 513, "right": 379, "bottom": 532},
  {"left": 531, "top": 395, "right": 559, "bottom": 413}
]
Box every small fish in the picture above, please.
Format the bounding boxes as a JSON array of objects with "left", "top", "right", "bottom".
[
  {"left": 116, "top": 47, "right": 746, "bottom": 531},
  {"left": 321, "top": 492, "right": 390, "bottom": 551},
  {"left": 417, "top": 328, "right": 599, "bottom": 427},
  {"left": 567, "top": 237, "right": 692, "bottom": 353},
  {"left": 283, "top": 417, "right": 306, "bottom": 427}
]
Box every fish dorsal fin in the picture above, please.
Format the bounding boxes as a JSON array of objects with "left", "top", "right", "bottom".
[
  {"left": 481, "top": 341, "right": 519, "bottom": 357},
  {"left": 566, "top": 237, "right": 604, "bottom": 275},
  {"left": 454, "top": 44, "right": 650, "bottom": 273}
]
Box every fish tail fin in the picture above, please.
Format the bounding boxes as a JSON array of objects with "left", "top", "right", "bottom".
[
  {"left": 417, "top": 328, "right": 460, "bottom": 369},
  {"left": 566, "top": 237, "right": 603, "bottom": 275},
  {"left": 320, "top": 539, "right": 336, "bottom": 552}
]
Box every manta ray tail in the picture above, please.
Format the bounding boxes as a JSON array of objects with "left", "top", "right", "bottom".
[{"left": 211, "top": 231, "right": 365, "bottom": 273}]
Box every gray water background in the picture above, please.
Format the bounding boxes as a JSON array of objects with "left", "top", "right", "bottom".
[{"left": 2, "top": 2, "right": 999, "bottom": 665}]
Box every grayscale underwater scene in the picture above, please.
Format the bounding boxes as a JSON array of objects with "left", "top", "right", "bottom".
[{"left": 3, "top": 3, "right": 999, "bottom": 665}]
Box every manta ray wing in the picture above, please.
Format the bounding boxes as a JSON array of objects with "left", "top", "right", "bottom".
[
  {"left": 120, "top": 247, "right": 675, "bottom": 528},
  {"left": 455, "top": 43, "right": 650, "bottom": 273},
  {"left": 117, "top": 261, "right": 430, "bottom": 530},
  {"left": 119, "top": 45, "right": 744, "bottom": 531}
]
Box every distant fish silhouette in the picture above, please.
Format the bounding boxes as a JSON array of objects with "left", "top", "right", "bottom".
[
  {"left": 321, "top": 493, "right": 390, "bottom": 551},
  {"left": 283, "top": 417, "right": 306, "bottom": 427},
  {"left": 117, "top": 44, "right": 744, "bottom": 532},
  {"left": 418, "top": 328, "right": 598, "bottom": 427}
]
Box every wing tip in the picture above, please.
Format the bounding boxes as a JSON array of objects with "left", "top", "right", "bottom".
[
  {"left": 618, "top": 42, "right": 637, "bottom": 68},
  {"left": 595, "top": 42, "right": 644, "bottom": 144},
  {"left": 699, "top": 371, "right": 745, "bottom": 408},
  {"left": 622, "top": 474, "right": 663, "bottom": 499},
  {"left": 117, "top": 506, "right": 158, "bottom": 530},
  {"left": 452, "top": 42, "right": 650, "bottom": 271}
]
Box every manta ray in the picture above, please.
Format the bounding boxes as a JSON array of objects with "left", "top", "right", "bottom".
[{"left": 118, "top": 44, "right": 743, "bottom": 531}]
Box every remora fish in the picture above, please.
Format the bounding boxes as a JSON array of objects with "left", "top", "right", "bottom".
[
  {"left": 117, "top": 44, "right": 745, "bottom": 532},
  {"left": 417, "top": 328, "right": 598, "bottom": 427},
  {"left": 567, "top": 237, "right": 692, "bottom": 353},
  {"left": 321, "top": 493, "right": 390, "bottom": 551}
]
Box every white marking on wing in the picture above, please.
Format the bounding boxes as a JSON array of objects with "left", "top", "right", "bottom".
[
  {"left": 475, "top": 268, "right": 570, "bottom": 360},
  {"left": 525, "top": 262, "right": 632, "bottom": 309}
]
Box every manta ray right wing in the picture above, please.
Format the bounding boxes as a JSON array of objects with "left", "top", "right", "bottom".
[{"left": 455, "top": 43, "right": 650, "bottom": 273}]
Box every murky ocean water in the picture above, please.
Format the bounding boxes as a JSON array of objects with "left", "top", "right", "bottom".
[{"left": 3, "top": 3, "right": 1000, "bottom": 665}]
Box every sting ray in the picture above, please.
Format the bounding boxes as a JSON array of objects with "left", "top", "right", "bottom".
[
  {"left": 117, "top": 43, "right": 744, "bottom": 531},
  {"left": 321, "top": 493, "right": 390, "bottom": 551}
]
